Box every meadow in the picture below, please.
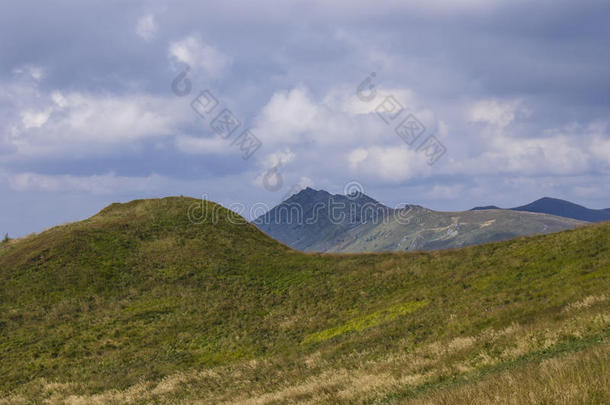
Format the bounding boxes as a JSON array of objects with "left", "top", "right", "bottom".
[{"left": 0, "top": 197, "right": 608, "bottom": 404}]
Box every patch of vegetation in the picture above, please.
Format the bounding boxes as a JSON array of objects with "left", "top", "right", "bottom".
[
  {"left": 303, "top": 300, "right": 429, "bottom": 344},
  {"left": 0, "top": 197, "right": 608, "bottom": 403}
]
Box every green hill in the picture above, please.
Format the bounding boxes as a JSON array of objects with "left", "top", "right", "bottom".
[{"left": 1, "top": 197, "right": 609, "bottom": 404}]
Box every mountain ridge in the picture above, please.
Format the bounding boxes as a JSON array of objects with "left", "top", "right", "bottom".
[
  {"left": 470, "top": 196, "right": 610, "bottom": 222},
  {"left": 511, "top": 196, "right": 610, "bottom": 222},
  {"left": 254, "top": 189, "right": 586, "bottom": 253}
]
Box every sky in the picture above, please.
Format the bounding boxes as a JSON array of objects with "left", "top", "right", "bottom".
[{"left": 1, "top": 0, "right": 610, "bottom": 237}]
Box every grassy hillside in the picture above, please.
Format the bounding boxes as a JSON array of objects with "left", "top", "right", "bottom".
[{"left": 0, "top": 197, "right": 609, "bottom": 404}]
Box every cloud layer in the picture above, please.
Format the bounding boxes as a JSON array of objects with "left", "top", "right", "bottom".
[{"left": 1, "top": 0, "right": 609, "bottom": 236}]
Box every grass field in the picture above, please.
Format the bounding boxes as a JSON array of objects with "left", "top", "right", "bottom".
[{"left": 1, "top": 197, "right": 608, "bottom": 404}]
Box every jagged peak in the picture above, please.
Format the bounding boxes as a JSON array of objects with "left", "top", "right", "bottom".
[{"left": 285, "top": 187, "right": 383, "bottom": 206}]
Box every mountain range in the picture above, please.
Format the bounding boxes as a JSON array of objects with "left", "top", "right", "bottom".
[
  {"left": 254, "top": 188, "right": 587, "bottom": 253},
  {"left": 472, "top": 196, "right": 610, "bottom": 222},
  {"left": 1, "top": 197, "right": 608, "bottom": 403}
]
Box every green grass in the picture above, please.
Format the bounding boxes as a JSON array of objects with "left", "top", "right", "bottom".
[
  {"left": 0, "top": 197, "right": 608, "bottom": 404},
  {"left": 303, "top": 300, "right": 429, "bottom": 344}
]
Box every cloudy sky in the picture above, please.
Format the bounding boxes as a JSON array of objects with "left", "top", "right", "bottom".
[{"left": 1, "top": 0, "right": 610, "bottom": 237}]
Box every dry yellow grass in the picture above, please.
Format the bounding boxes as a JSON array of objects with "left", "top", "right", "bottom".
[
  {"left": 4, "top": 298, "right": 606, "bottom": 405},
  {"left": 409, "top": 343, "right": 610, "bottom": 405}
]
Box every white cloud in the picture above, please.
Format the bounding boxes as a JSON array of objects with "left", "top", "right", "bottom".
[
  {"left": 249, "top": 84, "right": 449, "bottom": 190},
  {"left": 51, "top": 91, "right": 67, "bottom": 108},
  {"left": 21, "top": 109, "right": 52, "bottom": 129},
  {"left": 168, "top": 35, "right": 230, "bottom": 77},
  {"left": 263, "top": 149, "right": 296, "bottom": 168},
  {"left": 468, "top": 99, "right": 533, "bottom": 131},
  {"left": 174, "top": 135, "right": 233, "bottom": 155},
  {"left": 346, "top": 145, "right": 431, "bottom": 183},
  {"left": 4, "top": 171, "right": 166, "bottom": 195},
  {"left": 587, "top": 122, "right": 610, "bottom": 166},
  {"left": 136, "top": 14, "right": 157, "bottom": 41},
  {"left": 249, "top": 83, "right": 454, "bottom": 191},
  {"left": 12, "top": 65, "right": 45, "bottom": 81},
  {"left": 447, "top": 120, "right": 610, "bottom": 178},
  {"left": 424, "top": 184, "right": 465, "bottom": 200},
  {"left": 348, "top": 148, "right": 369, "bottom": 169},
  {"left": 323, "top": 84, "right": 417, "bottom": 116},
  {"left": 469, "top": 99, "right": 524, "bottom": 128},
  {"left": 5, "top": 85, "right": 191, "bottom": 158},
  {"left": 297, "top": 176, "right": 314, "bottom": 189},
  {"left": 253, "top": 85, "right": 421, "bottom": 148},
  {"left": 254, "top": 87, "right": 320, "bottom": 144}
]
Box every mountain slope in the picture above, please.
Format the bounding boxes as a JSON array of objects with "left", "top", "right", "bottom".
[
  {"left": 253, "top": 187, "right": 394, "bottom": 251},
  {"left": 328, "top": 207, "right": 585, "bottom": 253},
  {"left": 511, "top": 197, "right": 610, "bottom": 222},
  {"left": 255, "top": 189, "right": 584, "bottom": 253},
  {"left": 1, "top": 197, "right": 609, "bottom": 403}
]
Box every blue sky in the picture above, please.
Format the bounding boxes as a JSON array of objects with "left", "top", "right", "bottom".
[{"left": 1, "top": 0, "right": 610, "bottom": 237}]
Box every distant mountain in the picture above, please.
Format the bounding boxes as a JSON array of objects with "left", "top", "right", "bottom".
[
  {"left": 254, "top": 189, "right": 584, "bottom": 253},
  {"left": 471, "top": 205, "right": 501, "bottom": 211},
  {"left": 511, "top": 197, "right": 610, "bottom": 222},
  {"left": 253, "top": 187, "right": 394, "bottom": 251},
  {"left": 469, "top": 197, "right": 610, "bottom": 223}
]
